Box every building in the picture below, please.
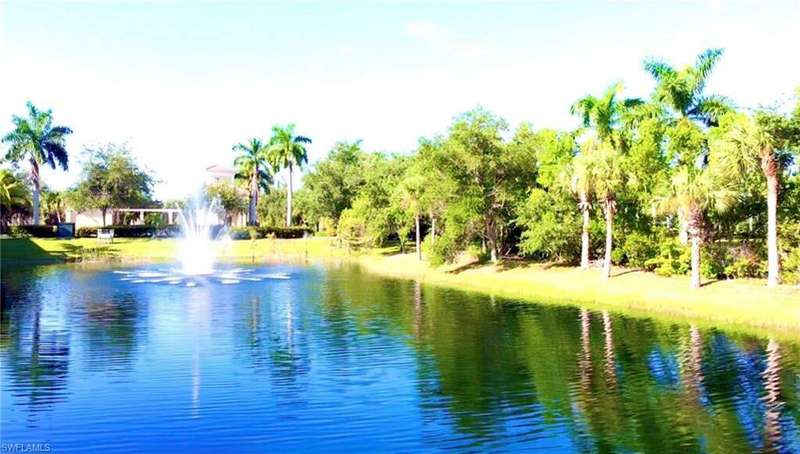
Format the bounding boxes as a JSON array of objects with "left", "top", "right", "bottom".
[{"left": 65, "top": 164, "right": 247, "bottom": 228}]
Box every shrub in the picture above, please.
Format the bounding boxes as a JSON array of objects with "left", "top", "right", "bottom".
[
  {"left": 227, "top": 225, "right": 313, "bottom": 240},
  {"left": 9, "top": 225, "right": 57, "bottom": 238},
  {"left": 645, "top": 239, "right": 690, "bottom": 276},
  {"left": 76, "top": 224, "right": 180, "bottom": 238},
  {"left": 618, "top": 232, "right": 659, "bottom": 268},
  {"left": 700, "top": 242, "right": 731, "bottom": 280}
]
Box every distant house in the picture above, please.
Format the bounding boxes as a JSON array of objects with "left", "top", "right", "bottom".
[{"left": 205, "top": 164, "right": 236, "bottom": 185}]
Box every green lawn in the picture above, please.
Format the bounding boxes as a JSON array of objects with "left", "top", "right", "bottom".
[{"left": 2, "top": 237, "right": 798, "bottom": 340}]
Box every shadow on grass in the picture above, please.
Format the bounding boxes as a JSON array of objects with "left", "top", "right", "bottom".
[{"left": 0, "top": 238, "right": 120, "bottom": 265}]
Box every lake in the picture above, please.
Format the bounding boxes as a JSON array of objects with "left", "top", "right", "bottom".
[{"left": 1, "top": 262, "right": 798, "bottom": 452}]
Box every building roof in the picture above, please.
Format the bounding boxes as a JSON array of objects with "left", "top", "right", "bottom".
[{"left": 206, "top": 164, "right": 235, "bottom": 174}]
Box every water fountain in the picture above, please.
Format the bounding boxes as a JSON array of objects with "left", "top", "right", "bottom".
[{"left": 114, "top": 196, "right": 290, "bottom": 286}]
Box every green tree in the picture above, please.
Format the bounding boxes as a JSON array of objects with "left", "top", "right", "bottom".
[
  {"left": 268, "top": 124, "right": 312, "bottom": 227},
  {"left": 2, "top": 102, "right": 73, "bottom": 224},
  {"left": 655, "top": 164, "right": 734, "bottom": 288},
  {"left": 714, "top": 110, "right": 800, "bottom": 286},
  {"left": 0, "top": 169, "right": 31, "bottom": 231},
  {"left": 434, "top": 108, "right": 535, "bottom": 262},
  {"left": 205, "top": 179, "right": 247, "bottom": 226},
  {"left": 67, "top": 144, "right": 155, "bottom": 226},
  {"left": 41, "top": 188, "right": 66, "bottom": 224},
  {"left": 588, "top": 139, "right": 626, "bottom": 278},
  {"left": 257, "top": 185, "right": 290, "bottom": 227},
  {"left": 233, "top": 138, "right": 272, "bottom": 225},
  {"left": 299, "top": 141, "right": 366, "bottom": 227},
  {"left": 570, "top": 83, "right": 639, "bottom": 271}
]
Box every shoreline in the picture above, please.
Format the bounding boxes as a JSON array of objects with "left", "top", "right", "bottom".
[{"left": 2, "top": 237, "right": 798, "bottom": 340}]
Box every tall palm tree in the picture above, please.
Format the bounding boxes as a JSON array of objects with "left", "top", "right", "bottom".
[
  {"left": 716, "top": 112, "right": 795, "bottom": 287},
  {"left": 570, "top": 83, "right": 639, "bottom": 272},
  {"left": 569, "top": 151, "right": 595, "bottom": 269},
  {"left": 644, "top": 48, "right": 730, "bottom": 128},
  {"left": 268, "top": 124, "right": 311, "bottom": 226},
  {"left": 571, "top": 82, "right": 643, "bottom": 147},
  {"left": 233, "top": 138, "right": 272, "bottom": 225},
  {"left": 2, "top": 102, "right": 72, "bottom": 224},
  {"left": 590, "top": 141, "right": 626, "bottom": 279},
  {"left": 645, "top": 49, "right": 732, "bottom": 246}
]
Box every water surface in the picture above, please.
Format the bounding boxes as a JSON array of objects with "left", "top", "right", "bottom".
[{"left": 1, "top": 263, "right": 798, "bottom": 452}]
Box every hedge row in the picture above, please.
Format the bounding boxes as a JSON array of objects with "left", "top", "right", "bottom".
[
  {"left": 76, "top": 225, "right": 181, "bottom": 238},
  {"left": 8, "top": 225, "right": 60, "bottom": 238},
  {"left": 228, "top": 226, "right": 314, "bottom": 240}
]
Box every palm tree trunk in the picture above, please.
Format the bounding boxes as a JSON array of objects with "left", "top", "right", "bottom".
[
  {"left": 30, "top": 160, "right": 41, "bottom": 225},
  {"left": 415, "top": 214, "right": 422, "bottom": 261},
  {"left": 249, "top": 174, "right": 258, "bottom": 226},
  {"left": 603, "top": 198, "right": 613, "bottom": 279},
  {"left": 286, "top": 163, "right": 293, "bottom": 227},
  {"left": 689, "top": 211, "right": 702, "bottom": 289},
  {"left": 765, "top": 162, "right": 780, "bottom": 287},
  {"left": 580, "top": 191, "right": 590, "bottom": 269}
]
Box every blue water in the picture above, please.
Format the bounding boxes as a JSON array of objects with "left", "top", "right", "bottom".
[{"left": 1, "top": 263, "right": 798, "bottom": 452}]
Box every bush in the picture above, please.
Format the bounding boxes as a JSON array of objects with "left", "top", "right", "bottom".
[
  {"left": 700, "top": 242, "right": 731, "bottom": 279},
  {"left": 617, "top": 232, "right": 659, "bottom": 268},
  {"left": 645, "top": 239, "right": 690, "bottom": 276},
  {"left": 76, "top": 224, "right": 180, "bottom": 238},
  {"left": 9, "top": 225, "right": 57, "bottom": 238},
  {"left": 227, "top": 225, "right": 313, "bottom": 240}
]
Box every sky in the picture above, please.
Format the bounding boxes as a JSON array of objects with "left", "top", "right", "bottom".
[{"left": 1, "top": 0, "right": 798, "bottom": 200}]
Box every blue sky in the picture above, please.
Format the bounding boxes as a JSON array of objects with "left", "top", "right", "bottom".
[{"left": 1, "top": 1, "right": 798, "bottom": 199}]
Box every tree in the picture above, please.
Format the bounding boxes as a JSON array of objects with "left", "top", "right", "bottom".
[
  {"left": 0, "top": 169, "right": 31, "bottom": 231},
  {"left": 41, "top": 188, "right": 66, "bottom": 224},
  {"left": 2, "top": 102, "right": 72, "bottom": 224},
  {"left": 395, "top": 165, "right": 426, "bottom": 260},
  {"left": 644, "top": 48, "right": 730, "bottom": 128},
  {"left": 299, "top": 141, "right": 366, "bottom": 228},
  {"left": 233, "top": 138, "right": 272, "bottom": 225},
  {"left": 645, "top": 48, "right": 732, "bottom": 251},
  {"left": 570, "top": 151, "right": 595, "bottom": 269},
  {"left": 268, "top": 124, "right": 311, "bottom": 227},
  {"left": 205, "top": 179, "right": 247, "bottom": 226},
  {"left": 570, "top": 83, "right": 640, "bottom": 271},
  {"left": 655, "top": 163, "right": 734, "bottom": 288},
  {"left": 589, "top": 140, "right": 626, "bottom": 279},
  {"left": 257, "top": 185, "right": 290, "bottom": 227},
  {"left": 714, "top": 111, "right": 799, "bottom": 287},
  {"left": 67, "top": 144, "right": 155, "bottom": 226},
  {"left": 434, "top": 108, "right": 535, "bottom": 262}
]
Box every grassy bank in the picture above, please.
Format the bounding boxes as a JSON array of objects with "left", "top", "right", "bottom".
[{"left": 2, "top": 237, "right": 798, "bottom": 339}]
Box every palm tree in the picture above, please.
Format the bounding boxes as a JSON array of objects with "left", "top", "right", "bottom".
[
  {"left": 570, "top": 82, "right": 642, "bottom": 147},
  {"left": 2, "top": 102, "right": 72, "bottom": 224},
  {"left": 41, "top": 189, "right": 65, "bottom": 224},
  {"left": 569, "top": 151, "right": 595, "bottom": 269},
  {"left": 645, "top": 49, "right": 732, "bottom": 246},
  {"left": 590, "top": 141, "right": 626, "bottom": 279},
  {"left": 267, "top": 124, "right": 311, "bottom": 227},
  {"left": 570, "top": 83, "right": 639, "bottom": 272},
  {"left": 716, "top": 112, "right": 794, "bottom": 287},
  {"left": 233, "top": 138, "right": 272, "bottom": 225},
  {"left": 656, "top": 165, "right": 733, "bottom": 288},
  {"left": 644, "top": 48, "right": 730, "bottom": 128},
  {"left": 0, "top": 169, "right": 31, "bottom": 231}
]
